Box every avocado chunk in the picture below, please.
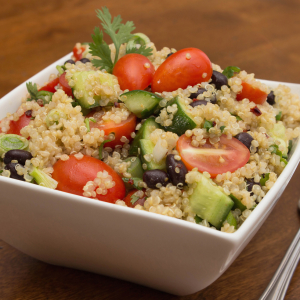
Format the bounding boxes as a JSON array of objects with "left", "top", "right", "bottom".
[
  {"left": 189, "top": 172, "right": 234, "bottom": 229},
  {"left": 163, "top": 96, "right": 196, "bottom": 136},
  {"left": 71, "top": 70, "right": 117, "bottom": 109},
  {"left": 129, "top": 117, "right": 161, "bottom": 156}
]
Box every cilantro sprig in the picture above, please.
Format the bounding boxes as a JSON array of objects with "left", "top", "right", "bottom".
[
  {"left": 26, "top": 82, "right": 53, "bottom": 105},
  {"left": 89, "top": 7, "right": 152, "bottom": 72},
  {"left": 122, "top": 177, "right": 143, "bottom": 190},
  {"left": 222, "top": 66, "right": 240, "bottom": 79},
  {"left": 99, "top": 138, "right": 113, "bottom": 160},
  {"left": 204, "top": 120, "right": 214, "bottom": 132}
]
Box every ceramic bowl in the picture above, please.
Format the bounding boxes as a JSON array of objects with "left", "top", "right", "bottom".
[{"left": 0, "top": 54, "right": 300, "bottom": 296}]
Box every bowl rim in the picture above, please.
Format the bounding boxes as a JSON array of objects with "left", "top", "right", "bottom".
[{"left": 1, "top": 52, "right": 300, "bottom": 243}]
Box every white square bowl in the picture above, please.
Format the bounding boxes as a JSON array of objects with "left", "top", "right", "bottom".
[{"left": 0, "top": 54, "right": 300, "bottom": 296}]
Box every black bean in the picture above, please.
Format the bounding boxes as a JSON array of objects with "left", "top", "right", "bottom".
[
  {"left": 4, "top": 150, "right": 33, "bottom": 165},
  {"left": 166, "top": 154, "right": 187, "bottom": 187},
  {"left": 267, "top": 91, "right": 276, "bottom": 105},
  {"left": 234, "top": 132, "right": 253, "bottom": 150},
  {"left": 4, "top": 163, "right": 25, "bottom": 181},
  {"left": 25, "top": 110, "right": 32, "bottom": 117},
  {"left": 166, "top": 52, "right": 173, "bottom": 58},
  {"left": 246, "top": 178, "right": 260, "bottom": 196},
  {"left": 210, "top": 70, "right": 228, "bottom": 90},
  {"left": 190, "top": 100, "right": 208, "bottom": 107},
  {"left": 80, "top": 58, "right": 90, "bottom": 64},
  {"left": 143, "top": 170, "right": 169, "bottom": 189},
  {"left": 189, "top": 88, "right": 217, "bottom": 104},
  {"left": 64, "top": 59, "right": 75, "bottom": 65},
  {"left": 189, "top": 88, "right": 206, "bottom": 99}
]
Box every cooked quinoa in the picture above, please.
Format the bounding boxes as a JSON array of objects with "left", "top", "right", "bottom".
[{"left": 1, "top": 9, "right": 300, "bottom": 233}]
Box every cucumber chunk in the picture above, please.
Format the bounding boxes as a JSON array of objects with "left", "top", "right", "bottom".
[
  {"left": 163, "top": 96, "right": 196, "bottom": 136},
  {"left": 189, "top": 172, "right": 234, "bottom": 229},
  {"left": 71, "top": 71, "right": 117, "bottom": 109},
  {"left": 129, "top": 117, "right": 161, "bottom": 156},
  {"left": 124, "top": 156, "right": 144, "bottom": 178},
  {"left": 139, "top": 139, "right": 166, "bottom": 170},
  {"left": 225, "top": 211, "right": 237, "bottom": 229},
  {"left": 120, "top": 90, "right": 162, "bottom": 118},
  {"left": 229, "top": 194, "right": 246, "bottom": 211}
]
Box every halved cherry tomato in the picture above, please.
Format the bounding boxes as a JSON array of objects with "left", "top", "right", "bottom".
[
  {"left": 113, "top": 53, "right": 155, "bottom": 91},
  {"left": 7, "top": 113, "right": 32, "bottom": 135},
  {"left": 39, "top": 77, "right": 59, "bottom": 93},
  {"left": 236, "top": 82, "right": 267, "bottom": 105},
  {"left": 151, "top": 48, "right": 213, "bottom": 93},
  {"left": 52, "top": 155, "right": 125, "bottom": 203},
  {"left": 59, "top": 72, "right": 73, "bottom": 97},
  {"left": 73, "top": 45, "right": 86, "bottom": 61},
  {"left": 123, "top": 189, "right": 146, "bottom": 208},
  {"left": 87, "top": 111, "right": 137, "bottom": 148},
  {"left": 177, "top": 134, "right": 250, "bottom": 178}
]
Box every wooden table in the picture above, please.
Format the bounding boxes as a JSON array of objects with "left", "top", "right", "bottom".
[{"left": 1, "top": 0, "right": 300, "bottom": 299}]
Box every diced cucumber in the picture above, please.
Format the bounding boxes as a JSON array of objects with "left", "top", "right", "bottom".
[
  {"left": 120, "top": 90, "right": 162, "bottom": 118},
  {"left": 189, "top": 172, "right": 234, "bottom": 229},
  {"left": 225, "top": 211, "right": 237, "bottom": 229},
  {"left": 229, "top": 194, "right": 246, "bottom": 211},
  {"left": 71, "top": 71, "right": 116, "bottom": 109},
  {"left": 124, "top": 157, "right": 144, "bottom": 179},
  {"left": 163, "top": 96, "right": 196, "bottom": 136},
  {"left": 129, "top": 117, "right": 161, "bottom": 156},
  {"left": 139, "top": 139, "right": 166, "bottom": 170}
]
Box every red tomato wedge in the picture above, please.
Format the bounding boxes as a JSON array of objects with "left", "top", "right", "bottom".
[
  {"left": 73, "top": 45, "right": 86, "bottom": 61},
  {"left": 52, "top": 155, "right": 126, "bottom": 203},
  {"left": 113, "top": 53, "right": 155, "bottom": 91},
  {"left": 7, "top": 113, "right": 31, "bottom": 135},
  {"left": 87, "top": 112, "right": 136, "bottom": 148},
  {"left": 177, "top": 134, "right": 250, "bottom": 178},
  {"left": 59, "top": 72, "right": 73, "bottom": 97},
  {"left": 151, "top": 48, "right": 213, "bottom": 93},
  {"left": 236, "top": 82, "right": 267, "bottom": 105},
  {"left": 39, "top": 77, "right": 59, "bottom": 93}
]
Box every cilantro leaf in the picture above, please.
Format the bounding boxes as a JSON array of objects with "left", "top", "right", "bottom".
[
  {"left": 26, "top": 82, "right": 39, "bottom": 99},
  {"left": 260, "top": 173, "right": 270, "bottom": 186},
  {"left": 275, "top": 111, "right": 282, "bottom": 121},
  {"left": 230, "top": 112, "right": 242, "bottom": 121},
  {"left": 122, "top": 177, "right": 143, "bottom": 190},
  {"left": 89, "top": 27, "right": 114, "bottom": 73},
  {"left": 96, "top": 7, "right": 135, "bottom": 65},
  {"left": 99, "top": 139, "right": 113, "bottom": 160},
  {"left": 126, "top": 44, "right": 153, "bottom": 57},
  {"left": 204, "top": 120, "right": 214, "bottom": 132},
  {"left": 130, "top": 194, "right": 140, "bottom": 205},
  {"left": 220, "top": 126, "right": 226, "bottom": 133},
  {"left": 222, "top": 66, "right": 241, "bottom": 79}
]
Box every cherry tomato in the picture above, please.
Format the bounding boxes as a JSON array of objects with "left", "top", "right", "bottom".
[
  {"left": 52, "top": 155, "right": 126, "bottom": 203},
  {"left": 151, "top": 48, "right": 213, "bottom": 93},
  {"left": 7, "top": 113, "right": 32, "bottom": 135},
  {"left": 72, "top": 45, "right": 86, "bottom": 61},
  {"left": 123, "top": 189, "right": 146, "bottom": 208},
  {"left": 39, "top": 77, "right": 59, "bottom": 93},
  {"left": 87, "top": 111, "right": 137, "bottom": 148},
  {"left": 113, "top": 54, "right": 155, "bottom": 91},
  {"left": 177, "top": 134, "right": 250, "bottom": 178},
  {"left": 59, "top": 72, "right": 73, "bottom": 97},
  {"left": 236, "top": 82, "right": 267, "bottom": 105}
]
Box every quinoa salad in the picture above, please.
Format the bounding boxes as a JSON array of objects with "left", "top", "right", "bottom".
[{"left": 1, "top": 7, "right": 300, "bottom": 233}]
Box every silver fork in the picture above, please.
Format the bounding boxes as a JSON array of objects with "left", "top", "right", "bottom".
[{"left": 259, "top": 200, "right": 300, "bottom": 300}]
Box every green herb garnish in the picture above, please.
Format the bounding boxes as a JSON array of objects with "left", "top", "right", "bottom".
[
  {"left": 98, "top": 139, "right": 112, "bottom": 160},
  {"left": 26, "top": 82, "right": 53, "bottom": 104},
  {"left": 56, "top": 65, "right": 65, "bottom": 75},
  {"left": 130, "top": 194, "right": 140, "bottom": 205},
  {"left": 84, "top": 118, "right": 96, "bottom": 132},
  {"left": 288, "top": 140, "right": 293, "bottom": 154},
  {"left": 260, "top": 173, "right": 270, "bottom": 186},
  {"left": 275, "top": 111, "right": 282, "bottom": 121},
  {"left": 204, "top": 120, "right": 214, "bottom": 132},
  {"left": 122, "top": 177, "right": 143, "bottom": 190},
  {"left": 89, "top": 7, "right": 152, "bottom": 72},
  {"left": 230, "top": 112, "right": 242, "bottom": 121},
  {"left": 194, "top": 215, "right": 203, "bottom": 224},
  {"left": 222, "top": 66, "right": 241, "bottom": 79},
  {"left": 220, "top": 126, "right": 226, "bottom": 133}
]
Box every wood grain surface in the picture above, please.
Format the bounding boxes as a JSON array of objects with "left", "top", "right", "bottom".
[{"left": 1, "top": 0, "right": 300, "bottom": 299}]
